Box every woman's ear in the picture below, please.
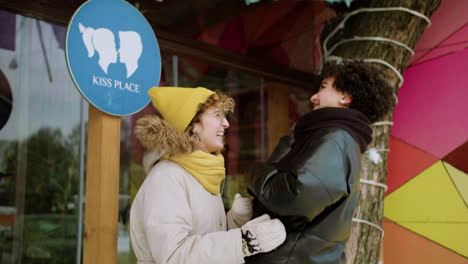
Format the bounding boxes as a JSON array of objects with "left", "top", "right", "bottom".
[
  {"left": 192, "top": 122, "right": 201, "bottom": 134},
  {"left": 340, "top": 93, "right": 352, "bottom": 106}
]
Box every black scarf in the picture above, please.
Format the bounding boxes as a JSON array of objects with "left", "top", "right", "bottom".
[{"left": 278, "top": 107, "right": 372, "bottom": 170}]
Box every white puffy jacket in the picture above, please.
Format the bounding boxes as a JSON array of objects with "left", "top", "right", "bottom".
[{"left": 130, "top": 159, "right": 245, "bottom": 264}]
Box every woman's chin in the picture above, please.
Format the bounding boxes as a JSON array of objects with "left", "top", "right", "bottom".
[{"left": 205, "top": 144, "right": 224, "bottom": 154}]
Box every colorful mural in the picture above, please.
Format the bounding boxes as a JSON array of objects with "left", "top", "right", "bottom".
[{"left": 383, "top": 1, "right": 468, "bottom": 262}]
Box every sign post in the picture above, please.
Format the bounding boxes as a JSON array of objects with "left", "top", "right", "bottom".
[
  {"left": 65, "top": 0, "right": 160, "bottom": 262},
  {"left": 84, "top": 106, "right": 121, "bottom": 263}
]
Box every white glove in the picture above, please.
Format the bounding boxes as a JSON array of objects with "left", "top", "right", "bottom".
[
  {"left": 227, "top": 193, "right": 253, "bottom": 229},
  {"left": 240, "top": 214, "right": 286, "bottom": 257}
]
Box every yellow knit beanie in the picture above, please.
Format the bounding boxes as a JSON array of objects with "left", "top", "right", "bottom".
[{"left": 148, "top": 87, "right": 215, "bottom": 133}]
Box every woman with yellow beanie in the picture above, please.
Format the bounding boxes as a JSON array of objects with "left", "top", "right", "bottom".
[{"left": 130, "top": 87, "right": 286, "bottom": 264}]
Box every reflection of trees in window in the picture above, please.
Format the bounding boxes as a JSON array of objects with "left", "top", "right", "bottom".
[
  {"left": 1, "top": 126, "right": 82, "bottom": 263},
  {"left": 0, "top": 69, "right": 13, "bottom": 131},
  {"left": 2, "top": 127, "right": 80, "bottom": 214},
  {"left": 0, "top": 140, "right": 15, "bottom": 205}
]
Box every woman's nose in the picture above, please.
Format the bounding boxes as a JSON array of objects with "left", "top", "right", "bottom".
[
  {"left": 222, "top": 118, "right": 230, "bottom": 129},
  {"left": 310, "top": 94, "right": 317, "bottom": 103}
]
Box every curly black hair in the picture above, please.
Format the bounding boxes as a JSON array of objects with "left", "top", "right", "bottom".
[{"left": 319, "top": 61, "right": 395, "bottom": 123}]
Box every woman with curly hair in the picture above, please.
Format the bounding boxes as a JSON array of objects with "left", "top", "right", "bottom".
[
  {"left": 245, "top": 61, "right": 395, "bottom": 264},
  {"left": 130, "top": 87, "right": 286, "bottom": 264}
]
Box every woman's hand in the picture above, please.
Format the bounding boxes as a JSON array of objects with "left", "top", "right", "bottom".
[
  {"left": 227, "top": 193, "right": 253, "bottom": 229},
  {"left": 240, "top": 214, "right": 286, "bottom": 257}
]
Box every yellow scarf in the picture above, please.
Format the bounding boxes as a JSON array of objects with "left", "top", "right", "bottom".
[{"left": 163, "top": 150, "right": 225, "bottom": 194}]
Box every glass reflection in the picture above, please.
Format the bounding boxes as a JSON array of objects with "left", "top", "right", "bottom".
[{"left": 0, "top": 12, "right": 82, "bottom": 264}]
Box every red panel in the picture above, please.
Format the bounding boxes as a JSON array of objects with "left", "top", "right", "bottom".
[
  {"left": 386, "top": 136, "right": 438, "bottom": 195},
  {"left": 281, "top": 30, "right": 316, "bottom": 72},
  {"left": 285, "top": 4, "right": 317, "bottom": 38},
  {"left": 280, "top": 2, "right": 335, "bottom": 73},
  {"left": 219, "top": 18, "right": 247, "bottom": 53},
  {"left": 252, "top": 1, "right": 299, "bottom": 44},
  {"left": 256, "top": 46, "right": 290, "bottom": 66},
  {"left": 243, "top": 8, "right": 264, "bottom": 45},
  {"left": 383, "top": 219, "right": 468, "bottom": 264},
  {"left": 197, "top": 23, "right": 225, "bottom": 46},
  {"left": 253, "top": 2, "right": 306, "bottom": 47},
  {"left": 443, "top": 141, "right": 468, "bottom": 174}
]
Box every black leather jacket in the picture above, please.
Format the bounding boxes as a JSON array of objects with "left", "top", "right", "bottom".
[{"left": 246, "top": 127, "right": 362, "bottom": 264}]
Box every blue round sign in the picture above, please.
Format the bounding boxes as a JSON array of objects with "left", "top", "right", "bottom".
[{"left": 66, "top": 0, "right": 160, "bottom": 116}]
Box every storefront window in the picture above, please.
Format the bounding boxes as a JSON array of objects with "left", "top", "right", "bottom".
[{"left": 0, "top": 12, "right": 84, "bottom": 264}]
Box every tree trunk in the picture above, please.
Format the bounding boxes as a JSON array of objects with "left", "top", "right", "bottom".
[{"left": 321, "top": 0, "right": 441, "bottom": 263}]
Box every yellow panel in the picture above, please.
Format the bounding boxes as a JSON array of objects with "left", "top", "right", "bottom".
[
  {"left": 401, "top": 222, "right": 468, "bottom": 258},
  {"left": 384, "top": 161, "right": 468, "bottom": 222},
  {"left": 444, "top": 161, "right": 468, "bottom": 206}
]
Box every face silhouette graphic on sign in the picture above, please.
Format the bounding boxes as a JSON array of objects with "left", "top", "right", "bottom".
[
  {"left": 119, "top": 31, "right": 143, "bottom": 78},
  {"left": 78, "top": 23, "right": 142, "bottom": 78},
  {"left": 79, "top": 23, "right": 118, "bottom": 74}
]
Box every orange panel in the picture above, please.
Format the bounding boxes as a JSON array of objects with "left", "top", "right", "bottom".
[
  {"left": 386, "top": 136, "right": 438, "bottom": 195},
  {"left": 383, "top": 219, "right": 468, "bottom": 264}
]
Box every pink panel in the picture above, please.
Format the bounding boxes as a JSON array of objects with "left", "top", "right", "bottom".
[
  {"left": 391, "top": 49, "right": 468, "bottom": 158},
  {"left": 411, "top": 25, "right": 468, "bottom": 66},
  {"left": 408, "top": 0, "right": 468, "bottom": 65},
  {"left": 429, "top": 24, "right": 468, "bottom": 47},
  {"left": 413, "top": 44, "right": 468, "bottom": 66}
]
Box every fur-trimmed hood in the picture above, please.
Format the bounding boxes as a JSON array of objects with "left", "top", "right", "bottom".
[{"left": 135, "top": 115, "right": 198, "bottom": 173}]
